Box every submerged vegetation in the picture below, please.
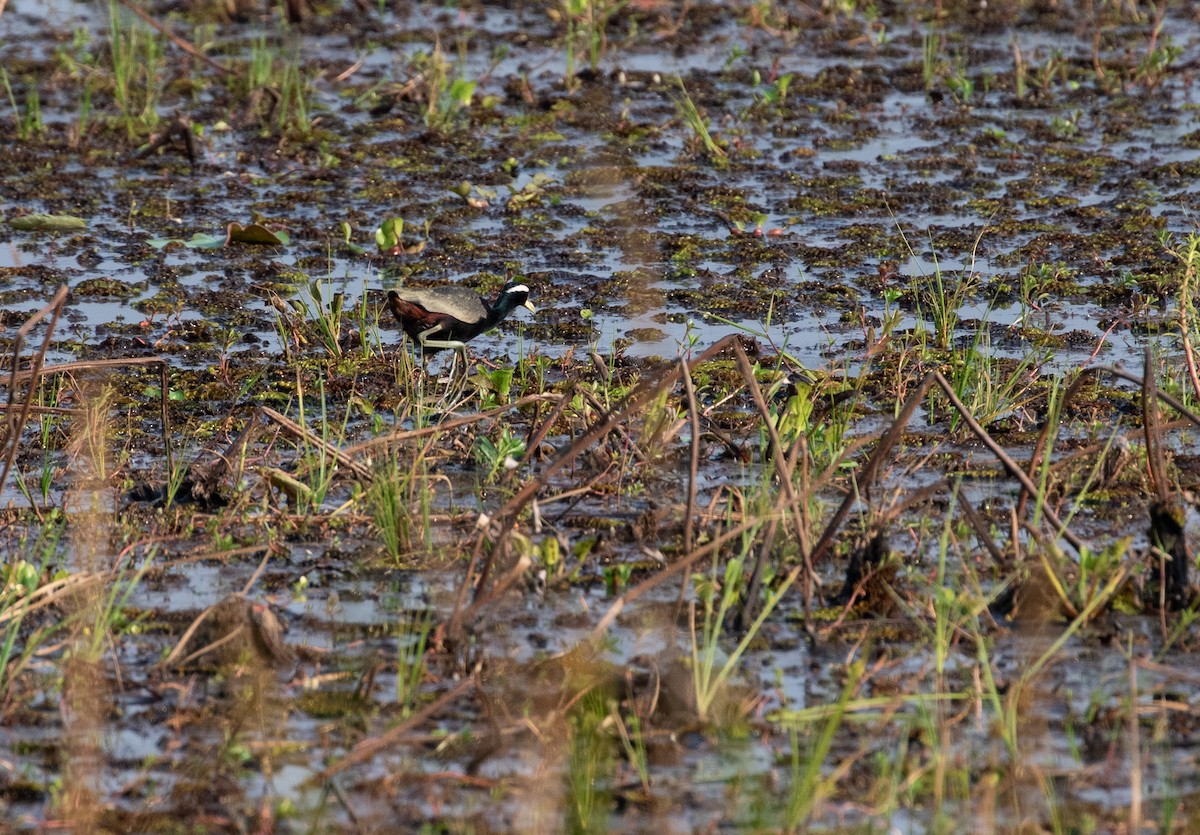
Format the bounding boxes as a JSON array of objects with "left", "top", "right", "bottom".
[{"left": 2, "top": 0, "right": 1200, "bottom": 830}]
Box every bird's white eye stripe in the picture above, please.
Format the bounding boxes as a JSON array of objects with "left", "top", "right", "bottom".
[{"left": 506, "top": 284, "right": 530, "bottom": 294}]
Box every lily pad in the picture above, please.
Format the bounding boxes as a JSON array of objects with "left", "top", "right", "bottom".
[
  {"left": 225, "top": 222, "right": 290, "bottom": 246},
  {"left": 147, "top": 224, "right": 290, "bottom": 250},
  {"left": 147, "top": 232, "right": 226, "bottom": 250},
  {"left": 9, "top": 213, "right": 87, "bottom": 231}
]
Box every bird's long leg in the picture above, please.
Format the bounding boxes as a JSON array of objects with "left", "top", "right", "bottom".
[
  {"left": 417, "top": 326, "right": 466, "bottom": 353},
  {"left": 415, "top": 327, "right": 472, "bottom": 404},
  {"left": 444, "top": 346, "right": 471, "bottom": 404},
  {"left": 415, "top": 327, "right": 453, "bottom": 388},
  {"left": 395, "top": 334, "right": 431, "bottom": 405}
]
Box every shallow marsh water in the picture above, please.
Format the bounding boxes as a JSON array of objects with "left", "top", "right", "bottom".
[{"left": 3, "top": 0, "right": 1200, "bottom": 831}]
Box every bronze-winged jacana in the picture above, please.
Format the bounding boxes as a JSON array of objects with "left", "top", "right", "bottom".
[{"left": 385, "top": 281, "right": 535, "bottom": 357}]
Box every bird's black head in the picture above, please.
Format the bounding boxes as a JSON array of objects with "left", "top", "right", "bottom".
[{"left": 493, "top": 281, "right": 535, "bottom": 316}]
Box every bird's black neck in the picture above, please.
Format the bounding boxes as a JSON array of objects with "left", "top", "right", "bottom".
[{"left": 484, "top": 293, "right": 518, "bottom": 327}]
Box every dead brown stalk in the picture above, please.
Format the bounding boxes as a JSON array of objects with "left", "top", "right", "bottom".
[
  {"left": 809, "top": 369, "right": 1090, "bottom": 568},
  {"left": 729, "top": 341, "right": 816, "bottom": 602},
  {"left": 679, "top": 357, "right": 701, "bottom": 554},
  {"left": 0, "top": 286, "right": 69, "bottom": 494},
  {"left": 1, "top": 295, "right": 175, "bottom": 502},
  {"left": 260, "top": 406, "right": 373, "bottom": 481},
  {"left": 117, "top": 0, "right": 235, "bottom": 78},
  {"left": 449, "top": 335, "right": 744, "bottom": 639},
  {"left": 319, "top": 677, "right": 477, "bottom": 779}
]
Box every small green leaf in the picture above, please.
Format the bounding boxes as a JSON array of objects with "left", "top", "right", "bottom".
[
  {"left": 10, "top": 559, "right": 39, "bottom": 594},
  {"left": 375, "top": 217, "right": 405, "bottom": 252},
  {"left": 448, "top": 78, "right": 476, "bottom": 108},
  {"left": 340, "top": 221, "right": 367, "bottom": 255}
]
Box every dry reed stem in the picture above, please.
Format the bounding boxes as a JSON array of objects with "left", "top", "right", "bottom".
[
  {"left": 0, "top": 537, "right": 163, "bottom": 630},
  {"left": 590, "top": 516, "right": 767, "bottom": 639},
  {"left": 810, "top": 432, "right": 877, "bottom": 494},
  {"left": 935, "top": 374, "right": 1087, "bottom": 552},
  {"left": 0, "top": 571, "right": 103, "bottom": 627},
  {"left": 1128, "top": 650, "right": 1142, "bottom": 833},
  {"left": 739, "top": 434, "right": 805, "bottom": 629},
  {"left": 60, "top": 378, "right": 114, "bottom": 830},
  {"left": 808, "top": 373, "right": 931, "bottom": 566},
  {"left": 9, "top": 355, "right": 169, "bottom": 382},
  {"left": 343, "top": 392, "right": 559, "bottom": 457},
  {"left": 680, "top": 357, "right": 701, "bottom": 554},
  {"left": 810, "top": 370, "right": 1088, "bottom": 568},
  {"left": 259, "top": 405, "right": 373, "bottom": 481},
  {"left": 0, "top": 286, "right": 68, "bottom": 493},
  {"left": 577, "top": 387, "right": 650, "bottom": 464},
  {"left": 537, "top": 467, "right": 619, "bottom": 510},
  {"left": 319, "top": 676, "right": 476, "bottom": 779},
  {"left": 169, "top": 623, "right": 248, "bottom": 668},
  {"left": 4, "top": 351, "right": 174, "bottom": 504},
  {"left": 1018, "top": 365, "right": 1199, "bottom": 520},
  {"left": 1078, "top": 365, "right": 1200, "bottom": 429},
  {"left": 240, "top": 541, "right": 282, "bottom": 595},
  {"left": 0, "top": 404, "right": 78, "bottom": 417},
  {"left": 1134, "top": 656, "right": 1200, "bottom": 685},
  {"left": 327, "top": 777, "right": 362, "bottom": 826},
  {"left": 1141, "top": 347, "right": 1168, "bottom": 503},
  {"left": 451, "top": 336, "right": 742, "bottom": 635},
  {"left": 877, "top": 477, "right": 954, "bottom": 526},
  {"left": 729, "top": 341, "right": 817, "bottom": 603},
  {"left": 117, "top": 0, "right": 235, "bottom": 77},
  {"left": 523, "top": 384, "right": 576, "bottom": 461},
  {"left": 956, "top": 494, "right": 1008, "bottom": 567},
  {"left": 1175, "top": 240, "right": 1200, "bottom": 404}
]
